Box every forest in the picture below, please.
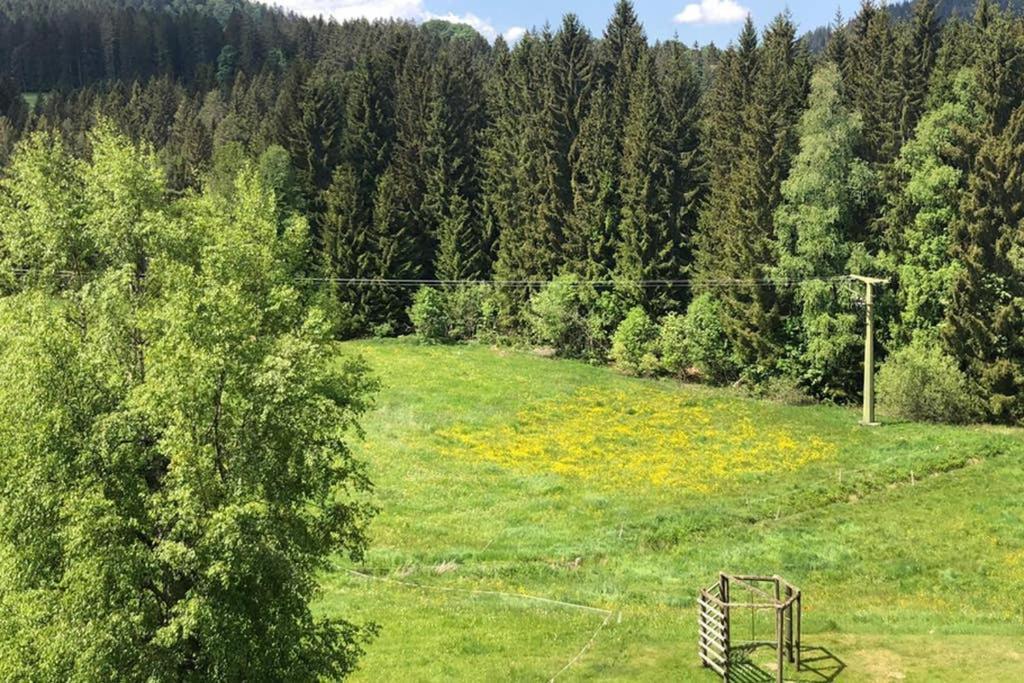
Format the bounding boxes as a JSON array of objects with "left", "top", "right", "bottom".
[
  {"left": 2, "top": 1, "right": 1024, "bottom": 680},
  {"left": 0, "top": 0, "right": 1022, "bottom": 428}
]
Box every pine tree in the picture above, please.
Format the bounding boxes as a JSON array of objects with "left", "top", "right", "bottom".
[
  {"left": 566, "top": 86, "right": 619, "bottom": 278},
  {"left": 656, "top": 40, "right": 704, "bottom": 295},
  {"left": 488, "top": 31, "right": 564, "bottom": 324},
  {"left": 896, "top": 0, "right": 941, "bottom": 143},
  {"left": 564, "top": 2, "right": 645, "bottom": 284},
  {"left": 695, "top": 14, "right": 809, "bottom": 377},
  {"left": 292, "top": 71, "right": 344, "bottom": 247},
  {"left": 370, "top": 164, "right": 418, "bottom": 328},
  {"left": 424, "top": 41, "right": 488, "bottom": 281},
  {"left": 615, "top": 51, "right": 680, "bottom": 317},
  {"left": 165, "top": 94, "right": 211, "bottom": 192},
  {"left": 320, "top": 164, "right": 374, "bottom": 334},
  {"left": 845, "top": 1, "right": 902, "bottom": 166},
  {"left": 943, "top": 103, "right": 1024, "bottom": 423}
]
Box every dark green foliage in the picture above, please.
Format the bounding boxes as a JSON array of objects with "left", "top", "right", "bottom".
[
  {"left": 3, "top": 0, "right": 1024, "bottom": 424},
  {"left": 695, "top": 14, "right": 810, "bottom": 379},
  {"left": 614, "top": 51, "right": 681, "bottom": 318},
  {"left": 943, "top": 103, "right": 1024, "bottom": 423}
]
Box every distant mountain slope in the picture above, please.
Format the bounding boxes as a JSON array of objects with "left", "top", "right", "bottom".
[{"left": 802, "top": 0, "right": 1015, "bottom": 52}]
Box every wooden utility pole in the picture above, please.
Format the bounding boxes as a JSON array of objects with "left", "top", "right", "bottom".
[{"left": 851, "top": 275, "right": 889, "bottom": 426}]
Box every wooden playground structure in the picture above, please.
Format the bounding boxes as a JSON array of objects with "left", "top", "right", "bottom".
[{"left": 698, "top": 573, "right": 802, "bottom": 682}]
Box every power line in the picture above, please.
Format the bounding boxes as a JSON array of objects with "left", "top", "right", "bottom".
[{"left": 6, "top": 267, "right": 855, "bottom": 289}]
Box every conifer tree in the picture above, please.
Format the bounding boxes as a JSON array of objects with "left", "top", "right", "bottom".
[
  {"left": 320, "top": 164, "right": 374, "bottom": 333},
  {"left": 370, "top": 164, "right": 418, "bottom": 327},
  {"left": 165, "top": 95, "right": 211, "bottom": 192},
  {"left": 566, "top": 86, "right": 619, "bottom": 278},
  {"left": 424, "top": 41, "right": 488, "bottom": 281},
  {"left": 896, "top": 0, "right": 941, "bottom": 143},
  {"left": 615, "top": 51, "right": 680, "bottom": 317},
  {"left": 657, "top": 40, "right": 704, "bottom": 289},
  {"left": 943, "top": 103, "right": 1024, "bottom": 423},
  {"left": 695, "top": 15, "right": 809, "bottom": 377}
]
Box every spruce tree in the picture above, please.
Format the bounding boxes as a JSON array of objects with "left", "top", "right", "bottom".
[
  {"left": 615, "top": 51, "right": 680, "bottom": 317},
  {"left": 320, "top": 164, "right": 375, "bottom": 334},
  {"left": 943, "top": 103, "right": 1024, "bottom": 423},
  {"left": 566, "top": 86, "right": 618, "bottom": 278},
  {"left": 896, "top": 0, "right": 941, "bottom": 143},
  {"left": 695, "top": 15, "right": 809, "bottom": 377},
  {"left": 424, "top": 41, "right": 488, "bottom": 281},
  {"left": 371, "top": 164, "right": 418, "bottom": 328}
]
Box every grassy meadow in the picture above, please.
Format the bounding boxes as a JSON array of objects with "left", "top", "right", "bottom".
[{"left": 320, "top": 339, "right": 1024, "bottom": 681}]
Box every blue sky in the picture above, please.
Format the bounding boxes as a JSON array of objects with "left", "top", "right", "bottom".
[{"left": 271, "top": 0, "right": 866, "bottom": 46}]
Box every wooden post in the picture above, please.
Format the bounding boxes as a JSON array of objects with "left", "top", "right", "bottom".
[
  {"left": 785, "top": 586, "right": 794, "bottom": 664},
  {"left": 851, "top": 275, "right": 888, "bottom": 426},
  {"left": 795, "top": 592, "right": 802, "bottom": 671},
  {"left": 775, "top": 607, "right": 784, "bottom": 683}
]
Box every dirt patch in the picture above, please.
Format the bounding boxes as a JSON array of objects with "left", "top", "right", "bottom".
[{"left": 854, "top": 648, "right": 906, "bottom": 681}]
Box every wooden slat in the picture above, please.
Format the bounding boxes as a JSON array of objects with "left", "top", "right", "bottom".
[
  {"left": 698, "top": 598, "right": 725, "bottom": 620},
  {"left": 699, "top": 653, "right": 726, "bottom": 676},
  {"left": 699, "top": 634, "right": 727, "bottom": 655},
  {"left": 698, "top": 614, "right": 726, "bottom": 637}
]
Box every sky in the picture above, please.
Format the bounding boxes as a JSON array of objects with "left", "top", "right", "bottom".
[{"left": 268, "top": 0, "right": 868, "bottom": 46}]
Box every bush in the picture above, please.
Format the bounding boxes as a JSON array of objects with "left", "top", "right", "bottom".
[
  {"left": 681, "top": 293, "right": 736, "bottom": 384},
  {"left": 446, "top": 284, "right": 487, "bottom": 341},
  {"left": 528, "top": 275, "right": 590, "bottom": 357},
  {"left": 658, "top": 313, "right": 689, "bottom": 378},
  {"left": 611, "top": 306, "right": 659, "bottom": 375},
  {"left": 877, "top": 343, "right": 979, "bottom": 424},
  {"left": 408, "top": 286, "right": 487, "bottom": 343},
  {"left": 408, "top": 287, "right": 448, "bottom": 342}
]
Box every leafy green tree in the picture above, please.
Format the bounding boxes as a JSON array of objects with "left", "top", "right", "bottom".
[
  {"left": 886, "top": 69, "right": 982, "bottom": 345},
  {"left": 774, "top": 64, "right": 875, "bottom": 399},
  {"left": 0, "top": 124, "right": 376, "bottom": 679}
]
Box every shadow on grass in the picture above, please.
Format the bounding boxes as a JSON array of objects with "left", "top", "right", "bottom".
[{"left": 722, "top": 643, "right": 846, "bottom": 682}]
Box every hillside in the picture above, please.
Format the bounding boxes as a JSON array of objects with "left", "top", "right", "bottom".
[{"left": 322, "top": 339, "right": 1024, "bottom": 681}]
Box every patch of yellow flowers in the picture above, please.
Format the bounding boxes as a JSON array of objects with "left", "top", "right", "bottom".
[{"left": 438, "top": 388, "right": 835, "bottom": 493}]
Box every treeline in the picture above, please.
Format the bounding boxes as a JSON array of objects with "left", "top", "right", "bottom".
[
  {"left": 0, "top": 0, "right": 323, "bottom": 91},
  {"left": 1, "top": 0, "right": 1023, "bottom": 424}
]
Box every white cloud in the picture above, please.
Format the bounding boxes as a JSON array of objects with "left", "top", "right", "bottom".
[
  {"left": 674, "top": 0, "right": 749, "bottom": 25},
  {"left": 502, "top": 26, "right": 526, "bottom": 44},
  {"left": 273, "top": 0, "right": 521, "bottom": 43}
]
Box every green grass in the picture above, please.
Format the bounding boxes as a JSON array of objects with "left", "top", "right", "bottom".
[{"left": 320, "top": 339, "right": 1024, "bottom": 681}]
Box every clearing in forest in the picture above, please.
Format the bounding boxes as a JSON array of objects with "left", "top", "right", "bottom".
[{"left": 320, "top": 339, "right": 1024, "bottom": 682}]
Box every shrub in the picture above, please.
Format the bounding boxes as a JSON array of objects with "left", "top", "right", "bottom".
[
  {"left": 446, "top": 284, "right": 487, "bottom": 341},
  {"left": 658, "top": 313, "right": 689, "bottom": 378},
  {"left": 408, "top": 287, "right": 448, "bottom": 342},
  {"left": 681, "top": 293, "right": 736, "bottom": 384},
  {"left": 611, "top": 306, "right": 659, "bottom": 375},
  {"left": 877, "top": 343, "right": 980, "bottom": 424},
  {"left": 527, "top": 274, "right": 589, "bottom": 357}
]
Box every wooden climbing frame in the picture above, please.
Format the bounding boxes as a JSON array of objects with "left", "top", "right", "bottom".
[{"left": 698, "top": 573, "right": 802, "bottom": 682}]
